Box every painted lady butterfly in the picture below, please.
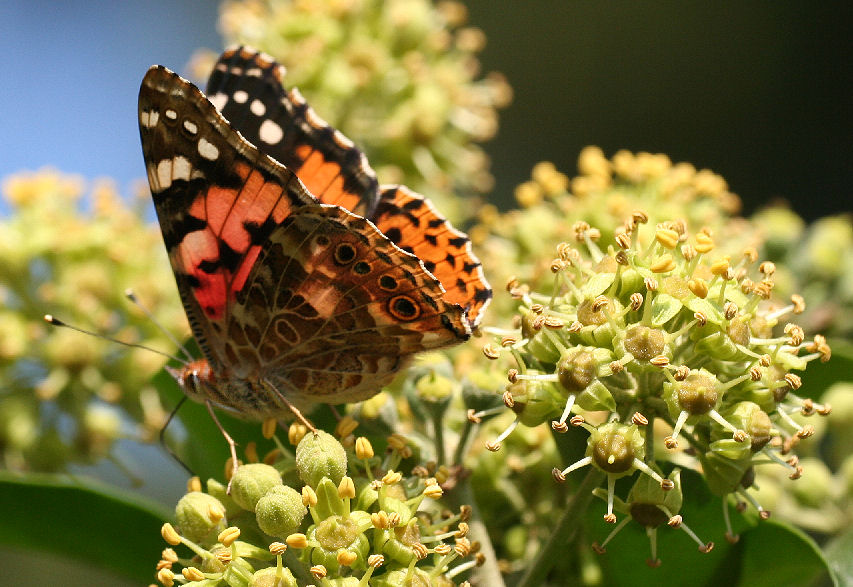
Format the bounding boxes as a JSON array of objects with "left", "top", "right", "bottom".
[{"left": 138, "top": 46, "right": 491, "bottom": 420}]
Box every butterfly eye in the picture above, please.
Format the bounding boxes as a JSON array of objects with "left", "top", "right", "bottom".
[
  {"left": 333, "top": 243, "right": 357, "bottom": 265},
  {"left": 388, "top": 295, "right": 420, "bottom": 321},
  {"left": 187, "top": 371, "right": 201, "bottom": 394},
  {"left": 379, "top": 275, "right": 398, "bottom": 291}
]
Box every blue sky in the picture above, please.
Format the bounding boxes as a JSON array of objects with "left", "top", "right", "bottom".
[{"left": 0, "top": 1, "right": 221, "bottom": 197}]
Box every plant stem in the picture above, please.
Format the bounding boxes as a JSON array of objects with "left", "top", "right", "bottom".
[
  {"left": 433, "top": 411, "right": 446, "bottom": 466},
  {"left": 516, "top": 467, "right": 604, "bottom": 587},
  {"left": 453, "top": 418, "right": 475, "bottom": 466}
]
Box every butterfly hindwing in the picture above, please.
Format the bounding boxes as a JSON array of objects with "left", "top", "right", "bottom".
[
  {"left": 222, "top": 203, "right": 469, "bottom": 406},
  {"left": 372, "top": 186, "right": 492, "bottom": 327}
]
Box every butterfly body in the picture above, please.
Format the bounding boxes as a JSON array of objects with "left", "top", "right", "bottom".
[{"left": 139, "top": 46, "right": 490, "bottom": 417}]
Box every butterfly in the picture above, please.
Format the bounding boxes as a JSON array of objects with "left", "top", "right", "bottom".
[{"left": 138, "top": 46, "right": 491, "bottom": 423}]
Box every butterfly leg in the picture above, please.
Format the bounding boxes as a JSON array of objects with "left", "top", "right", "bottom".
[
  {"left": 204, "top": 400, "right": 240, "bottom": 493},
  {"left": 159, "top": 395, "right": 195, "bottom": 476},
  {"left": 264, "top": 379, "right": 317, "bottom": 433}
]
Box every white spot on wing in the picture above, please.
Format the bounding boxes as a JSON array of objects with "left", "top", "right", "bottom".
[
  {"left": 233, "top": 90, "right": 248, "bottom": 103},
  {"left": 183, "top": 120, "right": 198, "bottom": 135},
  {"left": 140, "top": 109, "right": 159, "bottom": 128},
  {"left": 156, "top": 159, "right": 172, "bottom": 189},
  {"left": 250, "top": 99, "right": 266, "bottom": 117},
  {"left": 172, "top": 156, "right": 191, "bottom": 181},
  {"left": 333, "top": 130, "right": 354, "bottom": 149},
  {"left": 147, "top": 163, "right": 160, "bottom": 190},
  {"left": 209, "top": 93, "right": 227, "bottom": 112},
  {"left": 259, "top": 119, "right": 284, "bottom": 144},
  {"left": 304, "top": 106, "right": 326, "bottom": 129},
  {"left": 165, "top": 109, "right": 177, "bottom": 120},
  {"left": 289, "top": 88, "right": 306, "bottom": 106},
  {"left": 198, "top": 137, "right": 219, "bottom": 161}
]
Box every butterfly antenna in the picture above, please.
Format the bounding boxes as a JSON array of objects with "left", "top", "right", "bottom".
[
  {"left": 160, "top": 395, "right": 195, "bottom": 476},
  {"left": 44, "top": 314, "right": 187, "bottom": 364},
  {"left": 125, "top": 288, "right": 194, "bottom": 361}
]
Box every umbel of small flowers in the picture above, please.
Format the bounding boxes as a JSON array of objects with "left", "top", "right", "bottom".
[
  {"left": 477, "top": 211, "right": 831, "bottom": 559},
  {"left": 151, "top": 425, "right": 482, "bottom": 586}
]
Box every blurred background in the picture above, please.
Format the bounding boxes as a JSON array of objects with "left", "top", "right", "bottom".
[
  {"left": 1, "top": 1, "right": 851, "bottom": 585},
  {"left": 2, "top": 1, "right": 851, "bottom": 219}
]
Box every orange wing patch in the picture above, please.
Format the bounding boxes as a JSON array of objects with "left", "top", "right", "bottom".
[
  {"left": 372, "top": 186, "right": 491, "bottom": 327},
  {"left": 293, "top": 144, "right": 363, "bottom": 212},
  {"left": 179, "top": 163, "right": 297, "bottom": 319}
]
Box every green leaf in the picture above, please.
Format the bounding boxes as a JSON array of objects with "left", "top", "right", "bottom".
[
  {"left": 0, "top": 471, "right": 170, "bottom": 583},
  {"left": 824, "top": 524, "right": 853, "bottom": 586},
  {"left": 735, "top": 519, "right": 831, "bottom": 587}
]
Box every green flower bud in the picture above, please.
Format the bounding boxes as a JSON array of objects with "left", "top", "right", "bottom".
[
  {"left": 415, "top": 372, "right": 455, "bottom": 402},
  {"left": 174, "top": 492, "right": 227, "bottom": 546},
  {"left": 230, "top": 463, "right": 284, "bottom": 512},
  {"left": 627, "top": 469, "right": 683, "bottom": 528},
  {"left": 307, "top": 514, "right": 371, "bottom": 574},
  {"left": 664, "top": 369, "right": 720, "bottom": 420},
  {"left": 207, "top": 478, "right": 243, "bottom": 520},
  {"left": 622, "top": 325, "right": 666, "bottom": 361},
  {"left": 255, "top": 485, "right": 307, "bottom": 538},
  {"left": 381, "top": 518, "right": 423, "bottom": 565},
  {"left": 717, "top": 401, "right": 772, "bottom": 451},
  {"left": 557, "top": 348, "right": 599, "bottom": 391},
  {"left": 373, "top": 568, "right": 453, "bottom": 587},
  {"left": 699, "top": 450, "right": 754, "bottom": 496},
  {"left": 504, "top": 377, "right": 561, "bottom": 426},
  {"left": 588, "top": 422, "right": 644, "bottom": 476},
  {"left": 249, "top": 566, "right": 297, "bottom": 587},
  {"left": 296, "top": 430, "right": 347, "bottom": 488}
]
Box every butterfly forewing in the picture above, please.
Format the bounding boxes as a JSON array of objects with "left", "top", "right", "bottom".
[
  {"left": 139, "top": 65, "right": 316, "bottom": 370},
  {"left": 206, "top": 46, "right": 381, "bottom": 217}
]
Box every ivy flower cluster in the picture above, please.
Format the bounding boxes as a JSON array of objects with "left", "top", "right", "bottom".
[
  {"left": 471, "top": 148, "right": 756, "bottom": 320},
  {"left": 191, "top": 0, "right": 511, "bottom": 220},
  {"left": 478, "top": 207, "right": 831, "bottom": 564},
  {"left": 152, "top": 426, "right": 481, "bottom": 586},
  {"left": 0, "top": 170, "right": 186, "bottom": 472}
]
